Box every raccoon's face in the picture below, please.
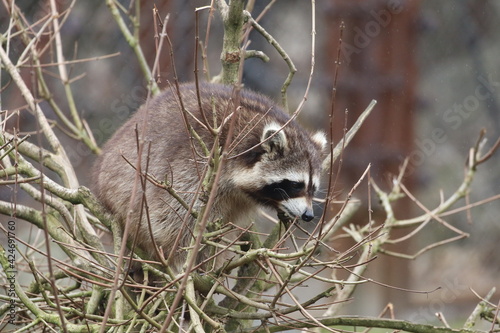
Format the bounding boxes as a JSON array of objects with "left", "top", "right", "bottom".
[{"left": 232, "top": 122, "right": 326, "bottom": 222}]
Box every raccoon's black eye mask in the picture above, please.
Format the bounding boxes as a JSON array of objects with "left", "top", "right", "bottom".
[{"left": 260, "top": 179, "right": 306, "bottom": 201}]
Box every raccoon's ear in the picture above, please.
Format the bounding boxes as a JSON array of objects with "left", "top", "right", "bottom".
[
  {"left": 261, "top": 122, "right": 288, "bottom": 156},
  {"left": 312, "top": 131, "right": 327, "bottom": 151}
]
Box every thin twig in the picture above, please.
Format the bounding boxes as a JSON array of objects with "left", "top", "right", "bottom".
[{"left": 322, "top": 99, "right": 377, "bottom": 171}]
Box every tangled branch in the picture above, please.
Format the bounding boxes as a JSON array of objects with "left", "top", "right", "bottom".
[{"left": 0, "top": 1, "right": 499, "bottom": 333}]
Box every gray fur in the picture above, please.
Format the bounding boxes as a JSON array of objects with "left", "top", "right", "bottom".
[{"left": 92, "top": 82, "right": 325, "bottom": 269}]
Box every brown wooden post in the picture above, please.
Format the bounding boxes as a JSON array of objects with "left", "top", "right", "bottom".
[{"left": 323, "top": 0, "right": 420, "bottom": 310}]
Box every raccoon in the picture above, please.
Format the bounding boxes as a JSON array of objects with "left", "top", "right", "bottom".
[{"left": 92, "top": 82, "right": 326, "bottom": 270}]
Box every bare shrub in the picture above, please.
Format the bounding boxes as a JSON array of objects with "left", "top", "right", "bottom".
[{"left": 1, "top": 1, "right": 499, "bottom": 332}]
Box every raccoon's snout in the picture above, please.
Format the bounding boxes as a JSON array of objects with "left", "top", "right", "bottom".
[
  {"left": 279, "top": 198, "right": 316, "bottom": 222},
  {"left": 283, "top": 206, "right": 314, "bottom": 222},
  {"left": 301, "top": 209, "right": 314, "bottom": 222}
]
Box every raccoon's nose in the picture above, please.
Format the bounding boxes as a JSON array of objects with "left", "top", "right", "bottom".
[{"left": 301, "top": 209, "right": 314, "bottom": 222}]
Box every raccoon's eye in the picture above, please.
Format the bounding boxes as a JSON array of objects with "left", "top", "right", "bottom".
[
  {"left": 256, "top": 179, "right": 306, "bottom": 202},
  {"left": 282, "top": 180, "right": 305, "bottom": 197}
]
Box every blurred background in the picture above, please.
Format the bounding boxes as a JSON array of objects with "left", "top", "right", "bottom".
[{"left": 2, "top": 0, "right": 499, "bottom": 324}]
